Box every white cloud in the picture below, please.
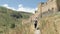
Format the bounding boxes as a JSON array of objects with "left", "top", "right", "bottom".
[
  {"left": 2, "top": 4, "right": 8, "bottom": 7},
  {"left": 2, "top": 4, "right": 16, "bottom": 10},
  {"left": 2, "top": 4, "right": 37, "bottom": 13},
  {"left": 18, "top": 4, "right": 23, "bottom": 7},
  {"left": 17, "top": 4, "right": 37, "bottom": 13}
]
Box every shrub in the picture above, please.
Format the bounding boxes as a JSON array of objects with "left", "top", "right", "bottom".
[{"left": 10, "top": 24, "right": 15, "bottom": 28}]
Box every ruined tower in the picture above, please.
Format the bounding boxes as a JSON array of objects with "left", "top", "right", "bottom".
[{"left": 38, "top": 0, "right": 60, "bottom": 13}]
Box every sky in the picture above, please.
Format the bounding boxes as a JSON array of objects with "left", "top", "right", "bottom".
[{"left": 0, "top": 0, "right": 46, "bottom": 13}]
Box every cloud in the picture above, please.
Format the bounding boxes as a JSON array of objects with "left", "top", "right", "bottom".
[
  {"left": 18, "top": 4, "right": 23, "bottom": 7},
  {"left": 2, "top": 4, "right": 16, "bottom": 10},
  {"left": 2, "top": 4, "right": 8, "bottom": 7},
  {"left": 2, "top": 4, "right": 37, "bottom": 13},
  {"left": 17, "top": 4, "right": 37, "bottom": 13}
]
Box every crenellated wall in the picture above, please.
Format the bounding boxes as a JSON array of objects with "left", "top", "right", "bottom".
[{"left": 38, "top": 0, "right": 59, "bottom": 13}]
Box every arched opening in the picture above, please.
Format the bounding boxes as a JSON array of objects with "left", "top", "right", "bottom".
[
  {"left": 34, "top": 20, "right": 38, "bottom": 28},
  {"left": 52, "top": 8, "right": 54, "bottom": 11}
]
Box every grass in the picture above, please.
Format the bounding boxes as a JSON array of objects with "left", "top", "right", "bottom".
[
  {"left": 1, "top": 6, "right": 60, "bottom": 34},
  {"left": 0, "top": 6, "right": 33, "bottom": 34},
  {"left": 38, "top": 12, "right": 60, "bottom": 34}
]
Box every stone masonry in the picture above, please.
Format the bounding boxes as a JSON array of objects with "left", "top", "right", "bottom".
[{"left": 38, "top": 0, "right": 60, "bottom": 13}]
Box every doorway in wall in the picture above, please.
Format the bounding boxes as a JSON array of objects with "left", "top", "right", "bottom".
[{"left": 34, "top": 20, "right": 38, "bottom": 29}]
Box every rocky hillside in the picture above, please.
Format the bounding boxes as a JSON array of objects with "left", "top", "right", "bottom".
[{"left": 38, "top": 12, "right": 60, "bottom": 34}]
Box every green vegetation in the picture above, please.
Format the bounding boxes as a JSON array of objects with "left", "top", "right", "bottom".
[{"left": 0, "top": 6, "right": 33, "bottom": 34}]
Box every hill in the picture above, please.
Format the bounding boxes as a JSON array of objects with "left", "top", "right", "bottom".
[{"left": 0, "top": 6, "right": 33, "bottom": 34}]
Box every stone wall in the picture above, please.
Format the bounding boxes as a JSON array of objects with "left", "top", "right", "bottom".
[{"left": 38, "top": 0, "right": 58, "bottom": 13}]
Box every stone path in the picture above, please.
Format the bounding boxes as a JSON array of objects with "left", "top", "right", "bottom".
[{"left": 34, "top": 30, "right": 41, "bottom": 34}]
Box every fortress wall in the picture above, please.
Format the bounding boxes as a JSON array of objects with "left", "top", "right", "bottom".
[
  {"left": 47, "top": 1, "right": 57, "bottom": 11},
  {"left": 38, "top": 0, "right": 59, "bottom": 14},
  {"left": 42, "top": 4, "right": 48, "bottom": 12},
  {"left": 41, "top": 0, "right": 58, "bottom": 13}
]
